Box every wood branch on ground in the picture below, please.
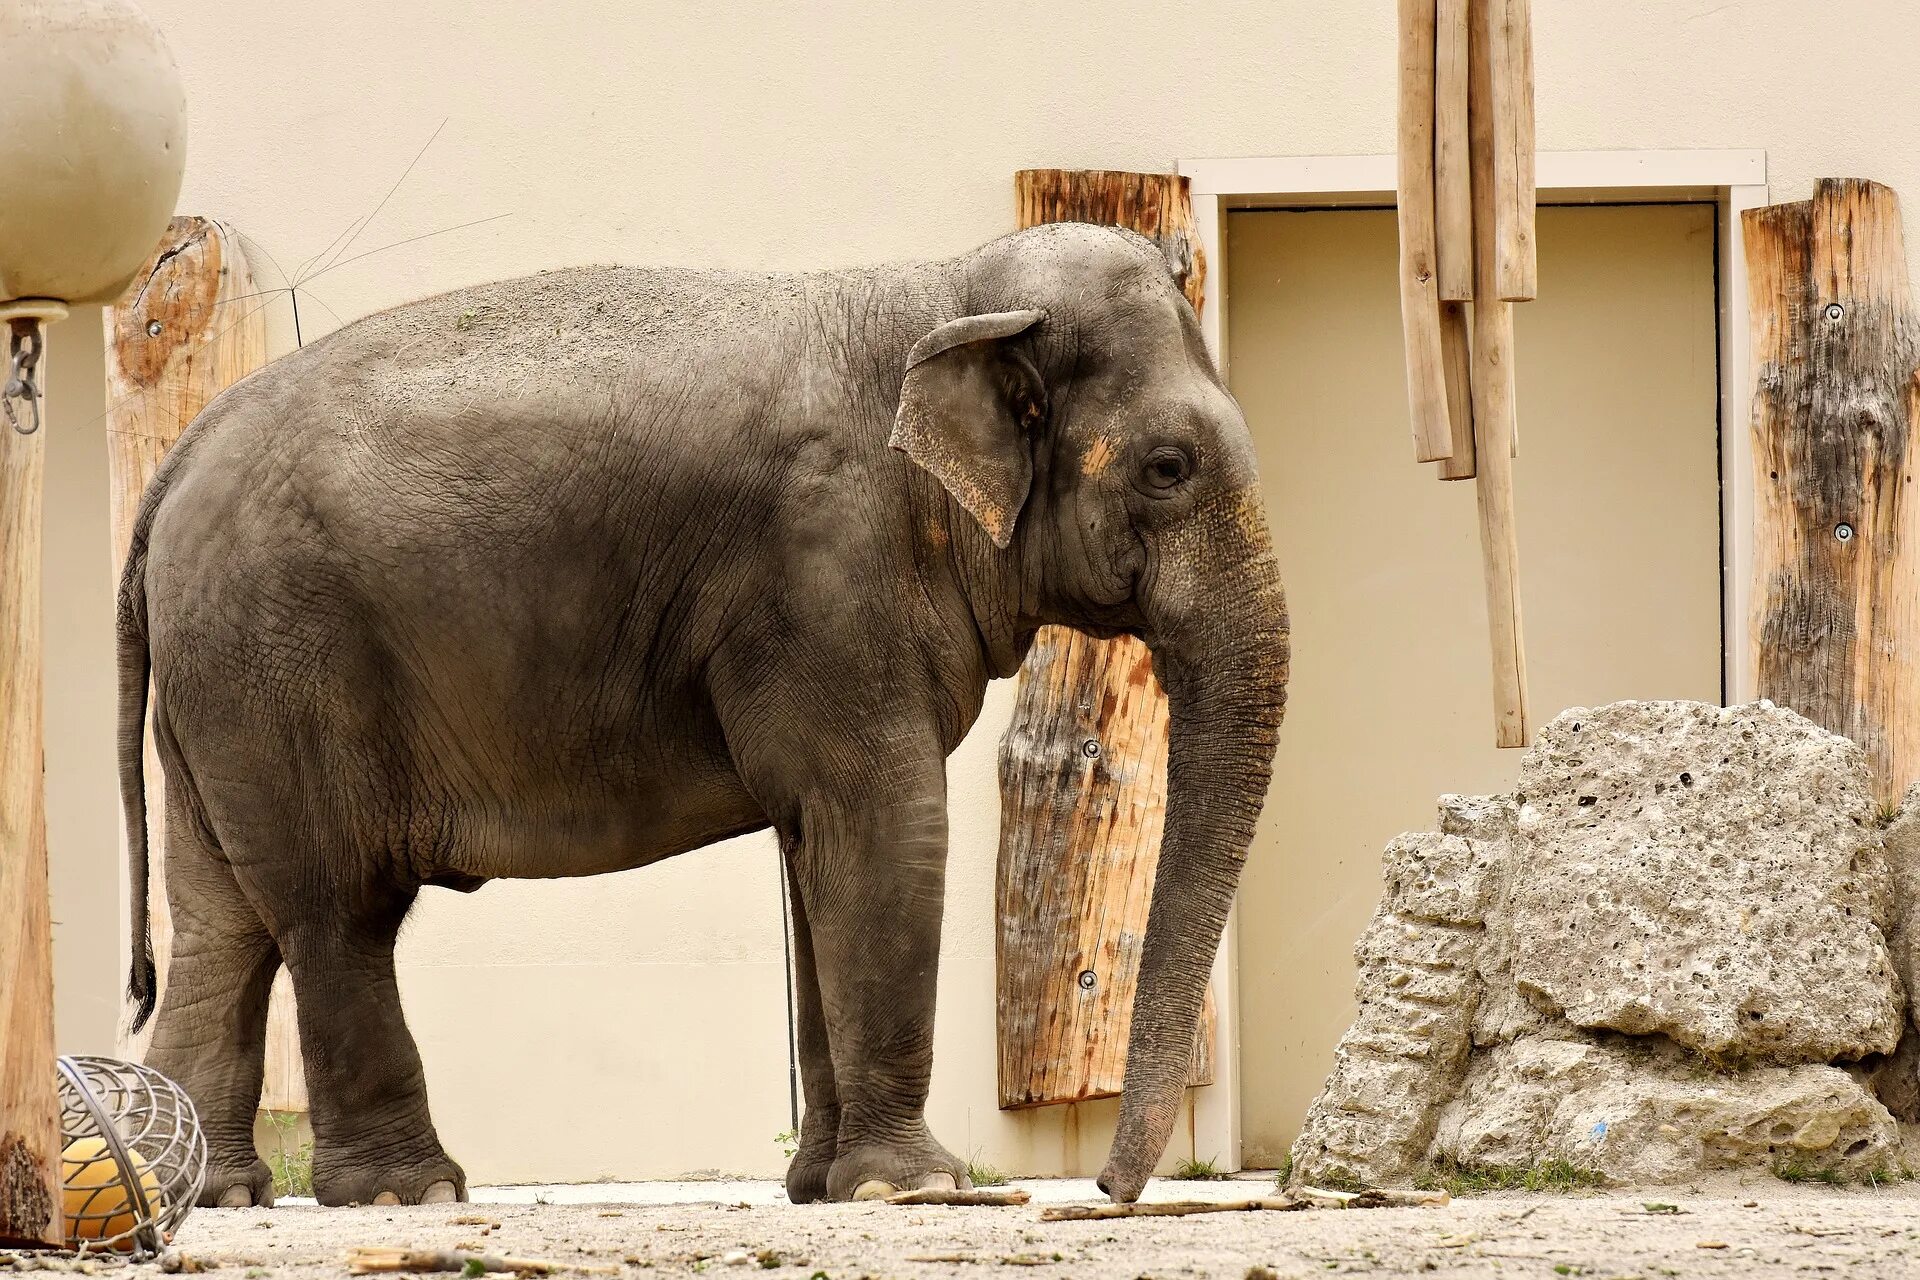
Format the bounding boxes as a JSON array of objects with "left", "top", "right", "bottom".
[
  {"left": 1743, "top": 178, "right": 1920, "bottom": 802},
  {"left": 345, "top": 1248, "right": 618, "bottom": 1276},
  {"left": 1039, "top": 1186, "right": 1449, "bottom": 1221},
  {"left": 885, "top": 1187, "right": 1032, "bottom": 1207},
  {"left": 996, "top": 169, "right": 1214, "bottom": 1111}
]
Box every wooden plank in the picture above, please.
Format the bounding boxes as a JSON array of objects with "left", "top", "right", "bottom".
[
  {"left": 1397, "top": 0, "right": 1455, "bottom": 462},
  {"left": 1744, "top": 179, "right": 1920, "bottom": 802},
  {"left": 997, "top": 170, "right": 1214, "bottom": 1108},
  {"left": 0, "top": 324, "right": 60, "bottom": 1248},
  {"left": 103, "top": 219, "right": 300, "bottom": 1108},
  {"left": 1435, "top": 302, "right": 1476, "bottom": 480},
  {"left": 1433, "top": 0, "right": 1474, "bottom": 302},
  {"left": 1484, "top": 0, "right": 1538, "bottom": 301},
  {"left": 1469, "top": 0, "right": 1531, "bottom": 746}
]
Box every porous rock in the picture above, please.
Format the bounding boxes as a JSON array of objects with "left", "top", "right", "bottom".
[
  {"left": 1288, "top": 804, "right": 1506, "bottom": 1187},
  {"left": 1507, "top": 700, "right": 1902, "bottom": 1062},
  {"left": 1431, "top": 1033, "right": 1901, "bottom": 1184}
]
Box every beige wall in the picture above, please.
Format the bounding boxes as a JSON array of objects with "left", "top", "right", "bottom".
[
  {"left": 1226, "top": 204, "right": 1722, "bottom": 1164},
  {"left": 36, "top": 0, "right": 1920, "bottom": 1181}
]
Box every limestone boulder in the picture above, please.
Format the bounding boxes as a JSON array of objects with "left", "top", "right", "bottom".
[
  {"left": 1432, "top": 1033, "right": 1901, "bottom": 1184},
  {"left": 1506, "top": 700, "right": 1902, "bottom": 1062},
  {"left": 1288, "top": 813, "right": 1505, "bottom": 1187}
]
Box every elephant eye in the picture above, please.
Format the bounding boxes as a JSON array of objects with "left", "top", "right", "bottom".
[{"left": 1140, "top": 446, "right": 1191, "bottom": 493}]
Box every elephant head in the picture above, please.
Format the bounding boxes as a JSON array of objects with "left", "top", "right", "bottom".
[{"left": 892, "top": 224, "right": 1291, "bottom": 1202}]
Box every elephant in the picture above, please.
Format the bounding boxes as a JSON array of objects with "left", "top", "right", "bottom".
[{"left": 118, "top": 221, "right": 1290, "bottom": 1209}]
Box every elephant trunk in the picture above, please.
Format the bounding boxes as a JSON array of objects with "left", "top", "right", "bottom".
[{"left": 1097, "top": 488, "right": 1290, "bottom": 1203}]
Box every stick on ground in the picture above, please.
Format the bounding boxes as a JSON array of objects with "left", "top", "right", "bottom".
[
  {"left": 346, "top": 1248, "right": 618, "bottom": 1276},
  {"left": 885, "top": 1188, "right": 1032, "bottom": 1207}
]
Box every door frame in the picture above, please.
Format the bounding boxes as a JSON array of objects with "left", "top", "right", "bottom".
[{"left": 1175, "top": 148, "right": 1768, "bottom": 1171}]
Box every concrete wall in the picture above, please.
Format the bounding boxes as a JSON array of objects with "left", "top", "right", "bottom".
[{"left": 40, "top": 0, "right": 1920, "bottom": 1181}]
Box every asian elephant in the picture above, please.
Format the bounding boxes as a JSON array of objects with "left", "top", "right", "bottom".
[{"left": 119, "top": 222, "right": 1290, "bottom": 1209}]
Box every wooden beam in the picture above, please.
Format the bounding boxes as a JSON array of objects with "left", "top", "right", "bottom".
[
  {"left": 0, "top": 326, "right": 60, "bottom": 1248},
  {"left": 1435, "top": 302, "right": 1476, "bottom": 480},
  {"left": 1433, "top": 0, "right": 1474, "bottom": 303},
  {"left": 1397, "top": 0, "right": 1454, "bottom": 462},
  {"left": 1483, "top": 0, "right": 1537, "bottom": 301},
  {"left": 103, "top": 219, "right": 298, "bottom": 1106},
  {"left": 1468, "top": 0, "right": 1531, "bottom": 746},
  {"left": 997, "top": 170, "right": 1214, "bottom": 1109},
  {"left": 1744, "top": 179, "right": 1920, "bottom": 802}
]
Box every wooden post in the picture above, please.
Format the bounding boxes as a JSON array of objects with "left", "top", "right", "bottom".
[
  {"left": 1483, "top": 0, "right": 1537, "bottom": 301},
  {"left": 1745, "top": 179, "right": 1920, "bottom": 802},
  {"left": 1397, "top": 0, "right": 1455, "bottom": 463},
  {"left": 1433, "top": 0, "right": 1474, "bottom": 303},
  {"left": 996, "top": 170, "right": 1214, "bottom": 1109},
  {"left": 103, "top": 219, "right": 299, "bottom": 1108},
  {"left": 0, "top": 325, "right": 60, "bottom": 1248},
  {"left": 1468, "top": 0, "right": 1531, "bottom": 747},
  {"left": 1435, "top": 303, "right": 1476, "bottom": 480}
]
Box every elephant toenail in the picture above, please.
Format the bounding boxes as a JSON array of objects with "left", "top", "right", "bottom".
[
  {"left": 852, "top": 1180, "right": 899, "bottom": 1201},
  {"left": 372, "top": 1191, "right": 402, "bottom": 1206},
  {"left": 217, "top": 1186, "right": 254, "bottom": 1208},
  {"left": 916, "top": 1172, "right": 958, "bottom": 1192},
  {"left": 421, "top": 1181, "right": 460, "bottom": 1204}
]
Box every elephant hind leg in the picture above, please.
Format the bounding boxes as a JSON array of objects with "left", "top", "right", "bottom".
[
  {"left": 274, "top": 878, "right": 466, "bottom": 1207},
  {"left": 141, "top": 801, "right": 281, "bottom": 1208}
]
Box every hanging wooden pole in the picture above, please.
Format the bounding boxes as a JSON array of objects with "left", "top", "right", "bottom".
[
  {"left": 0, "top": 325, "right": 59, "bottom": 1248},
  {"left": 995, "top": 170, "right": 1214, "bottom": 1109},
  {"left": 1433, "top": 0, "right": 1474, "bottom": 304},
  {"left": 1397, "top": 0, "right": 1454, "bottom": 463},
  {"left": 1468, "top": 0, "right": 1531, "bottom": 747},
  {"left": 1485, "top": 0, "right": 1537, "bottom": 301},
  {"left": 103, "top": 219, "right": 297, "bottom": 1106},
  {"left": 1435, "top": 303, "right": 1476, "bottom": 480},
  {"left": 1744, "top": 179, "right": 1920, "bottom": 802}
]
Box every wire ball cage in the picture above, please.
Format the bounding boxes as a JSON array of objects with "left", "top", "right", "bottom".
[{"left": 55, "top": 1056, "right": 206, "bottom": 1256}]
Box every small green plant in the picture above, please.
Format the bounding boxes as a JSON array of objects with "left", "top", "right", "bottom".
[
  {"left": 966, "top": 1158, "right": 1009, "bottom": 1187},
  {"left": 1412, "top": 1157, "right": 1605, "bottom": 1196},
  {"left": 261, "top": 1110, "right": 313, "bottom": 1198},
  {"left": 1877, "top": 798, "right": 1904, "bottom": 826},
  {"left": 1313, "top": 1168, "right": 1372, "bottom": 1194},
  {"left": 1772, "top": 1159, "right": 1845, "bottom": 1185},
  {"left": 1273, "top": 1151, "right": 1294, "bottom": 1186},
  {"left": 462, "top": 1260, "right": 487, "bottom": 1278},
  {"left": 775, "top": 1128, "right": 800, "bottom": 1159},
  {"left": 1171, "top": 1155, "right": 1229, "bottom": 1181}
]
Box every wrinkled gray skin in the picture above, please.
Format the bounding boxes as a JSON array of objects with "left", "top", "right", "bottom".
[{"left": 121, "top": 223, "right": 1289, "bottom": 1209}]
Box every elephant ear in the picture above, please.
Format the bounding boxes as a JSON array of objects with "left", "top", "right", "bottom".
[{"left": 890, "top": 309, "right": 1048, "bottom": 549}]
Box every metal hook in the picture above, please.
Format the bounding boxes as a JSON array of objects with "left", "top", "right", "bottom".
[{"left": 3, "top": 319, "right": 45, "bottom": 436}]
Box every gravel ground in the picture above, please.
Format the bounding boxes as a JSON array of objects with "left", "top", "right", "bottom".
[{"left": 17, "top": 1178, "right": 1920, "bottom": 1280}]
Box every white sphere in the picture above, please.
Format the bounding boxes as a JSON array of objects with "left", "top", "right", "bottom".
[{"left": 0, "top": 0, "right": 186, "bottom": 315}]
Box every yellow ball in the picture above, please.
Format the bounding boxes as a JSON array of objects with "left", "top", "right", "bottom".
[{"left": 62, "top": 1135, "right": 163, "bottom": 1250}]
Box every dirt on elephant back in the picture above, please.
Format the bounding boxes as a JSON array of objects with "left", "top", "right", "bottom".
[{"left": 11, "top": 1177, "right": 1920, "bottom": 1280}]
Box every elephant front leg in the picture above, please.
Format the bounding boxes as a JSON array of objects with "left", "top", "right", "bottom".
[
  {"left": 779, "top": 847, "right": 841, "bottom": 1204},
  {"left": 786, "top": 777, "right": 970, "bottom": 1202}
]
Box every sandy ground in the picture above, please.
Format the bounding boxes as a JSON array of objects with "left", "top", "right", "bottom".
[{"left": 16, "top": 1177, "right": 1920, "bottom": 1280}]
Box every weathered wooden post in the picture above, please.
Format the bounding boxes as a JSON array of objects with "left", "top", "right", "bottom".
[
  {"left": 104, "top": 219, "right": 303, "bottom": 1110},
  {"left": 995, "top": 170, "right": 1213, "bottom": 1109},
  {"left": 0, "top": 0, "right": 187, "bottom": 1244},
  {"left": 1744, "top": 179, "right": 1920, "bottom": 802},
  {"left": 0, "top": 354, "right": 59, "bottom": 1248}
]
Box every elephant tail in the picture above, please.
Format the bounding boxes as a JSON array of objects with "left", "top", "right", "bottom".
[{"left": 119, "top": 517, "right": 158, "bottom": 1034}]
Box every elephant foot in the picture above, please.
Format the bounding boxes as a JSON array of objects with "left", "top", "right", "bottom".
[
  {"left": 784, "top": 1107, "right": 841, "bottom": 1205},
  {"left": 198, "top": 1157, "right": 276, "bottom": 1209},
  {"left": 314, "top": 1150, "right": 467, "bottom": 1207},
  {"left": 826, "top": 1129, "right": 969, "bottom": 1203}
]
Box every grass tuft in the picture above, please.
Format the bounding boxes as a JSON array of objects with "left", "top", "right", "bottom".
[
  {"left": 1273, "top": 1151, "right": 1295, "bottom": 1188},
  {"left": 262, "top": 1110, "right": 313, "bottom": 1198},
  {"left": 1171, "top": 1155, "right": 1230, "bottom": 1181},
  {"left": 966, "top": 1158, "right": 1010, "bottom": 1188},
  {"left": 1412, "top": 1157, "right": 1606, "bottom": 1196}
]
